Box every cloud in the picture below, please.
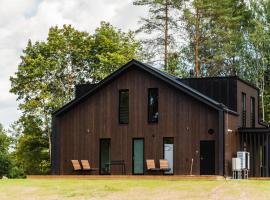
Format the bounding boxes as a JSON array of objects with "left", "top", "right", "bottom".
[
  {"left": 111, "top": 1, "right": 148, "bottom": 31},
  {"left": 0, "top": 0, "right": 146, "bottom": 129}
]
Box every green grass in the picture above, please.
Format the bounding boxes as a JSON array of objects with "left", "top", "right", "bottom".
[{"left": 1, "top": 179, "right": 270, "bottom": 200}]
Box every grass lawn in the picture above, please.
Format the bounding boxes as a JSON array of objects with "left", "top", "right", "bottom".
[{"left": 1, "top": 179, "right": 270, "bottom": 200}]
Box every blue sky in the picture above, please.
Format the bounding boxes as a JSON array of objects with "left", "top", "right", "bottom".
[{"left": 0, "top": 0, "right": 146, "bottom": 128}]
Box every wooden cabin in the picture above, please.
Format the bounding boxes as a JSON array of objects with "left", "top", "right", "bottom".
[{"left": 51, "top": 59, "right": 270, "bottom": 177}]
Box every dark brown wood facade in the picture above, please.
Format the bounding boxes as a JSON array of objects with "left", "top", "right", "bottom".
[
  {"left": 52, "top": 66, "right": 223, "bottom": 175},
  {"left": 52, "top": 60, "right": 269, "bottom": 177}
]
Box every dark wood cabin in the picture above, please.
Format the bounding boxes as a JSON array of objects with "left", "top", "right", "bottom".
[{"left": 52, "top": 59, "right": 270, "bottom": 177}]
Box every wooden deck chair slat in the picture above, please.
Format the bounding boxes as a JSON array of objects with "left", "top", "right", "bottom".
[
  {"left": 71, "top": 160, "right": 81, "bottom": 171},
  {"left": 146, "top": 159, "right": 160, "bottom": 171},
  {"left": 159, "top": 160, "right": 168, "bottom": 169},
  {"left": 159, "top": 159, "right": 171, "bottom": 171},
  {"left": 81, "top": 160, "right": 91, "bottom": 170},
  {"left": 146, "top": 160, "right": 155, "bottom": 170}
]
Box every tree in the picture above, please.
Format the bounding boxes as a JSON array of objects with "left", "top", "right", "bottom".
[
  {"left": 264, "top": 71, "right": 270, "bottom": 122},
  {"left": 10, "top": 22, "right": 141, "bottom": 173},
  {"left": 90, "top": 22, "right": 142, "bottom": 80},
  {"left": 182, "top": 0, "right": 252, "bottom": 77},
  {"left": 11, "top": 116, "right": 50, "bottom": 175},
  {"left": 239, "top": 0, "right": 270, "bottom": 122},
  {"left": 133, "top": 0, "right": 183, "bottom": 71},
  {"left": 167, "top": 52, "right": 190, "bottom": 77},
  {"left": 0, "top": 124, "right": 11, "bottom": 177}
]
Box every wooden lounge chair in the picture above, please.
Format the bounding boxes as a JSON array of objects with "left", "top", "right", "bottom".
[
  {"left": 146, "top": 159, "right": 160, "bottom": 171},
  {"left": 159, "top": 159, "right": 171, "bottom": 172},
  {"left": 71, "top": 160, "right": 82, "bottom": 171},
  {"left": 81, "top": 160, "right": 98, "bottom": 171}
]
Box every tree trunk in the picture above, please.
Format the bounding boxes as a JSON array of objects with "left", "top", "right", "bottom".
[
  {"left": 194, "top": 8, "right": 200, "bottom": 77},
  {"left": 48, "top": 128, "right": 52, "bottom": 162},
  {"left": 164, "top": 0, "right": 168, "bottom": 71},
  {"left": 44, "top": 113, "right": 52, "bottom": 163},
  {"left": 261, "top": 82, "right": 265, "bottom": 121}
]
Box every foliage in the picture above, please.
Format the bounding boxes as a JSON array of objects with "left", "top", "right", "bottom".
[
  {"left": 133, "top": 0, "right": 183, "bottom": 72},
  {"left": 135, "top": 0, "right": 270, "bottom": 122},
  {"left": 167, "top": 52, "right": 190, "bottom": 77},
  {"left": 0, "top": 154, "right": 10, "bottom": 178},
  {"left": 10, "top": 22, "right": 141, "bottom": 174},
  {"left": 7, "top": 166, "right": 26, "bottom": 179},
  {"left": 0, "top": 124, "right": 11, "bottom": 177},
  {"left": 90, "top": 22, "right": 142, "bottom": 80},
  {"left": 11, "top": 116, "right": 50, "bottom": 175},
  {"left": 182, "top": 0, "right": 252, "bottom": 77},
  {"left": 239, "top": 0, "right": 270, "bottom": 122}
]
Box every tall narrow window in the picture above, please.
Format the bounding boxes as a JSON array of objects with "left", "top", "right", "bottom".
[
  {"left": 241, "top": 93, "right": 246, "bottom": 127},
  {"left": 250, "top": 97, "right": 255, "bottom": 127},
  {"left": 119, "top": 90, "right": 129, "bottom": 124},
  {"left": 148, "top": 88, "right": 158, "bottom": 123},
  {"left": 163, "top": 138, "right": 174, "bottom": 174},
  {"left": 100, "top": 139, "right": 111, "bottom": 174}
]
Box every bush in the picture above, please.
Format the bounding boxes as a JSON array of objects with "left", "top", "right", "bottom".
[
  {"left": 0, "top": 153, "right": 11, "bottom": 178},
  {"left": 39, "top": 160, "right": 51, "bottom": 175},
  {"left": 8, "top": 166, "right": 26, "bottom": 179}
]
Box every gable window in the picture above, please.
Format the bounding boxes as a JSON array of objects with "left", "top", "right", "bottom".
[
  {"left": 241, "top": 93, "right": 246, "bottom": 127},
  {"left": 250, "top": 97, "right": 255, "bottom": 127},
  {"left": 119, "top": 89, "right": 129, "bottom": 124},
  {"left": 148, "top": 88, "right": 158, "bottom": 123}
]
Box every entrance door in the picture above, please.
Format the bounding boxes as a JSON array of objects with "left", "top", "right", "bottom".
[
  {"left": 133, "top": 139, "right": 144, "bottom": 174},
  {"left": 164, "top": 138, "right": 174, "bottom": 174},
  {"left": 100, "top": 139, "right": 111, "bottom": 175},
  {"left": 200, "top": 140, "right": 215, "bottom": 175}
]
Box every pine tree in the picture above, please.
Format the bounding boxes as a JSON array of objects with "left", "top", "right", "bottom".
[
  {"left": 133, "top": 0, "right": 183, "bottom": 72},
  {"left": 240, "top": 0, "right": 270, "bottom": 122},
  {"left": 182, "top": 0, "right": 252, "bottom": 77}
]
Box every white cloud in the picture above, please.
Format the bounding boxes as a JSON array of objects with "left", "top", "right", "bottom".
[{"left": 0, "top": 0, "right": 146, "bottom": 129}]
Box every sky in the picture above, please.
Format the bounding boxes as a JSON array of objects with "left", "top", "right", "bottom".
[{"left": 0, "top": 0, "right": 147, "bottom": 129}]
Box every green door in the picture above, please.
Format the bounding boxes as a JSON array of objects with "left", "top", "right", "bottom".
[
  {"left": 133, "top": 139, "right": 144, "bottom": 174},
  {"left": 100, "top": 139, "right": 111, "bottom": 174}
]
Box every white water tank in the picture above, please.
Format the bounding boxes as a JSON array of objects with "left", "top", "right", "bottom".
[
  {"left": 237, "top": 151, "right": 250, "bottom": 169},
  {"left": 232, "top": 158, "right": 241, "bottom": 171}
]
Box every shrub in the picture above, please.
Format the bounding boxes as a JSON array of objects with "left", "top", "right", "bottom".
[
  {"left": 0, "top": 153, "right": 11, "bottom": 178},
  {"left": 8, "top": 166, "right": 26, "bottom": 179}
]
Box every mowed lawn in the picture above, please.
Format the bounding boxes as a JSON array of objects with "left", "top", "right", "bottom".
[{"left": 1, "top": 179, "right": 270, "bottom": 200}]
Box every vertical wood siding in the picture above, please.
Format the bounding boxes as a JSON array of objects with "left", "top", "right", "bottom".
[{"left": 56, "top": 68, "right": 220, "bottom": 175}]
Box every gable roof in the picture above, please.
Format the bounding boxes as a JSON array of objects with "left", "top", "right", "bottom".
[{"left": 53, "top": 59, "right": 236, "bottom": 117}]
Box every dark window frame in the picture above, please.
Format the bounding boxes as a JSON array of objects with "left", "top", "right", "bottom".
[
  {"left": 241, "top": 92, "right": 246, "bottom": 127},
  {"left": 250, "top": 96, "right": 255, "bottom": 127},
  {"left": 148, "top": 88, "right": 159, "bottom": 123},
  {"left": 119, "top": 89, "right": 129, "bottom": 124}
]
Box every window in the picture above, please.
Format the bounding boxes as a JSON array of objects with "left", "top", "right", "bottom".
[
  {"left": 148, "top": 88, "right": 158, "bottom": 123},
  {"left": 100, "top": 139, "right": 111, "bottom": 174},
  {"left": 163, "top": 138, "right": 174, "bottom": 174},
  {"left": 250, "top": 97, "right": 255, "bottom": 127},
  {"left": 241, "top": 93, "right": 246, "bottom": 127},
  {"left": 119, "top": 90, "right": 129, "bottom": 124}
]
